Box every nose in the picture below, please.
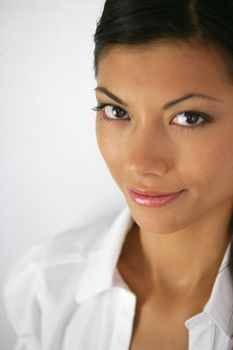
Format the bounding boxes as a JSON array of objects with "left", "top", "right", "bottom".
[{"left": 124, "top": 123, "right": 171, "bottom": 177}]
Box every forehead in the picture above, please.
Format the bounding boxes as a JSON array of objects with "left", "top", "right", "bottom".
[{"left": 97, "top": 41, "right": 231, "bottom": 94}]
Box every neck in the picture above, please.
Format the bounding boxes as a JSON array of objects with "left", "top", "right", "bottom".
[{"left": 120, "top": 206, "right": 232, "bottom": 293}]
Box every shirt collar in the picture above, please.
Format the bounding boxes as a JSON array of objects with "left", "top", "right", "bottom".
[
  {"left": 203, "top": 237, "right": 233, "bottom": 338},
  {"left": 75, "top": 205, "right": 134, "bottom": 303},
  {"left": 75, "top": 206, "right": 233, "bottom": 338}
]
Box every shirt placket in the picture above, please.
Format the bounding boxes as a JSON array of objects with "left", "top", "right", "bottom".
[
  {"left": 109, "top": 268, "right": 137, "bottom": 350},
  {"left": 110, "top": 287, "right": 136, "bottom": 350}
]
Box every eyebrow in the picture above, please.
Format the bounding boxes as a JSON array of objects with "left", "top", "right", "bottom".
[{"left": 94, "top": 86, "right": 223, "bottom": 110}]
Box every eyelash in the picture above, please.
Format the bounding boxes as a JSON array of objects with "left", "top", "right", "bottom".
[{"left": 92, "top": 103, "right": 212, "bottom": 131}]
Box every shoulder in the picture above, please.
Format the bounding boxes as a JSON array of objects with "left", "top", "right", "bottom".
[
  {"left": 3, "top": 214, "right": 114, "bottom": 337},
  {"left": 44, "top": 216, "right": 113, "bottom": 265}
]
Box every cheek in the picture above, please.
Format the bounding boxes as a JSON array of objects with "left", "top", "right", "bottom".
[
  {"left": 95, "top": 123, "right": 124, "bottom": 179},
  {"left": 183, "top": 138, "right": 233, "bottom": 203},
  {"left": 208, "top": 142, "right": 233, "bottom": 193}
]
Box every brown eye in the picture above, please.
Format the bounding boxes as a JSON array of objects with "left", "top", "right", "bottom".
[
  {"left": 105, "top": 105, "right": 128, "bottom": 120},
  {"left": 172, "top": 111, "right": 206, "bottom": 127}
]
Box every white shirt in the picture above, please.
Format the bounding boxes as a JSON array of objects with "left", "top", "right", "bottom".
[{"left": 3, "top": 205, "right": 233, "bottom": 350}]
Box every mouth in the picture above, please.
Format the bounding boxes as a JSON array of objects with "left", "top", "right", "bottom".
[{"left": 127, "top": 187, "right": 186, "bottom": 208}]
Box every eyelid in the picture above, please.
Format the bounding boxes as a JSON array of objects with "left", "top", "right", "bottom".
[
  {"left": 93, "top": 103, "right": 129, "bottom": 117},
  {"left": 171, "top": 110, "right": 212, "bottom": 122},
  {"left": 94, "top": 102, "right": 211, "bottom": 117},
  {"left": 94, "top": 102, "right": 126, "bottom": 110}
]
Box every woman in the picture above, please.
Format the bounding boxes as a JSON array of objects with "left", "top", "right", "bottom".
[{"left": 4, "top": 0, "right": 233, "bottom": 349}]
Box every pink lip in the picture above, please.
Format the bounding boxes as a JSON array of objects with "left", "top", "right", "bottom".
[
  {"left": 127, "top": 188, "right": 185, "bottom": 208},
  {"left": 128, "top": 187, "right": 180, "bottom": 196}
]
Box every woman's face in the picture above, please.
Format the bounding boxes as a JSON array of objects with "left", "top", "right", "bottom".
[{"left": 95, "top": 41, "right": 233, "bottom": 234}]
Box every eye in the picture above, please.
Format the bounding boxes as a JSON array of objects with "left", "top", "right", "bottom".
[
  {"left": 92, "top": 104, "right": 212, "bottom": 129},
  {"left": 92, "top": 103, "right": 129, "bottom": 121},
  {"left": 105, "top": 105, "right": 129, "bottom": 120},
  {"left": 171, "top": 111, "right": 209, "bottom": 127}
]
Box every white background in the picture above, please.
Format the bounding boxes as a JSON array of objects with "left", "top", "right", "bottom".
[{"left": 0, "top": 0, "right": 126, "bottom": 348}]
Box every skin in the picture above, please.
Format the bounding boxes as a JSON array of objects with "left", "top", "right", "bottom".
[{"left": 94, "top": 40, "right": 233, "bottom": 349}]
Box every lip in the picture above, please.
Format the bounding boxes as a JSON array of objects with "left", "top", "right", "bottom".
[
  {"left": 128, "top": 186, "right": 181, "bottom": 196},
  {"left": 127, "top": 187, "right": 185, "bottom": 208}
]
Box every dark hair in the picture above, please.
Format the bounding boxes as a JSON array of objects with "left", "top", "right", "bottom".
[
  {"left": 93, "top": 0, "right": 233, "bottom": 345},
  {"left": 93, "top": 0, "right": 233, "bottom": 79}
]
